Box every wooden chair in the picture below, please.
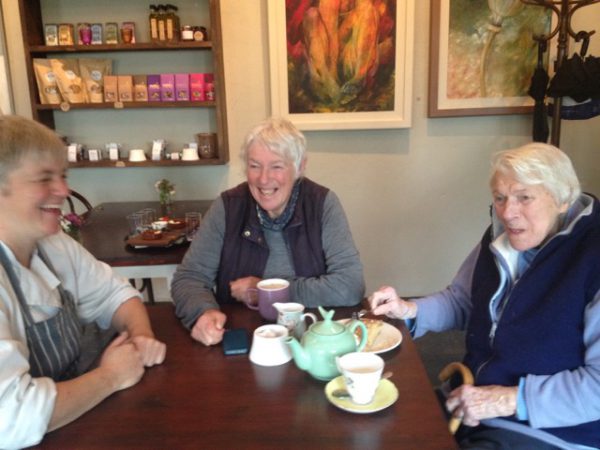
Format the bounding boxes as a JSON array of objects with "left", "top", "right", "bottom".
[{"left": 66, "top": 189, "right": 93, "bottom": 220}]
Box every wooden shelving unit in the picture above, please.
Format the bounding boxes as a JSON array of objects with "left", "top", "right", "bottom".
[{"left": 17, "top": 0, "right": 229, "bottom": 168}]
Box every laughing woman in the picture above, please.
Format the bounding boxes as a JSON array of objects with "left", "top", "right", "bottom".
[
  {"left": 0, "top": 116, "right": 166, "bottom": 449},
  {"left": 171, "top": 117, "right": 365, "bottom": 346}
]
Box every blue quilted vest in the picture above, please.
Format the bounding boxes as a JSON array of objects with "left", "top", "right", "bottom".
[{"left": 465, "top": 196, "right": 600, "bottom": 447}]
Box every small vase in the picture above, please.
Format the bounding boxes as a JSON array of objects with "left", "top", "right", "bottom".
[{"left": 159, "top": 192, "right": 173, "bottom": 206}]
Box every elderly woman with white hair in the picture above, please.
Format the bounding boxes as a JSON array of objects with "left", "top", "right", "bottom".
[
  {"left": 171, "top": 117, "right": 364, "bottom": 346},
  {"left": 369, "top": 143, "right": 600, "bottom": 449}
]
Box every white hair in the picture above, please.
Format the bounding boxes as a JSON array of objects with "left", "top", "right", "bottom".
[
  {"left": 239, "top": 117, "right": 306, "bottom": 176},
  {"left": 490, "top": 142, "right": 581, "bottom": 206}
]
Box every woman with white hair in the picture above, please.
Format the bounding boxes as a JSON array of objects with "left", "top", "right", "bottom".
[
  {"left": 172, "top": 117, "right": 364, "bottom": 346},
  {"left": 369, "top": 143, "right": 600, "bottom": 449}
]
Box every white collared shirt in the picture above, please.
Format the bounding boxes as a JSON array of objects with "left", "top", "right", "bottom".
[{"left": 0, "top": 232, "right": 140, "bottom": 449}]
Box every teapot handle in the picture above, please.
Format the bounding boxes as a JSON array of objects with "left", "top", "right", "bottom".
[{"left": 348, "top": 320, "right": 368, "bottom": 352}]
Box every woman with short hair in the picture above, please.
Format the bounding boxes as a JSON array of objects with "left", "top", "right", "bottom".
[
  {"left": 0, "top": 115, "right": 166, "bottom": 449},
  {"left": 171, "top": 117, "right": 365, "bottom": 346},
  {"left": 370, "top": 143, "right": 600, "bottom": 449}
]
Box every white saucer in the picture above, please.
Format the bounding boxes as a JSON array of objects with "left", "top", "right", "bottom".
[{"left": 325, "top": 376, "right": 398, "bottom": 414}]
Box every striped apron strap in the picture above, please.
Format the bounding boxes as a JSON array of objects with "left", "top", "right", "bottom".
[{"left": 0, "top": 245, "right": 83, "bottom": 380}]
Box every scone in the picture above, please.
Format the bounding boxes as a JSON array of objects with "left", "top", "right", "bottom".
[{"left": 356, "top": 318, "right": 384, "bottom": 351}]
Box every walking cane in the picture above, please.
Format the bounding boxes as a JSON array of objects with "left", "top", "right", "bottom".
[{"left": 438, "top": 362, "right": 474, "bottom": 434}]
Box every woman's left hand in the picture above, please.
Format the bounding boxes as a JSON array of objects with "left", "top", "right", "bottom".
[
  {"left": 445, "top": 384, "right": 518, "bottom": 427},
  {"left": 130, "top": 335, "right": 167, "bottom": 367},
  {"left": 230, "top": 276, "right": 261, "bottom": 303}
]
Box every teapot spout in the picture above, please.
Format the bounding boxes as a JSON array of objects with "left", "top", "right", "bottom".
[{"left": 285, "top": 336, "right": 311, "bottom": 372}]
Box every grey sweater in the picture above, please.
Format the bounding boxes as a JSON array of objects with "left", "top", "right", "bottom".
[{"left": 171, "top": 191, "right": 365, "bottom": 329}]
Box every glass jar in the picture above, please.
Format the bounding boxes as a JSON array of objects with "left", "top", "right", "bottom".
[{"left": 181, "top": 25, "right": 194, "bottom": 41}]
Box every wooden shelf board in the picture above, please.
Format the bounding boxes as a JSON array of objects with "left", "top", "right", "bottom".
[
  {"left": 36, "top": 101, "right": 216, "bottom": 111},
  {"left": 68, "top": 158, "right": 226, "bottom": 168},
  {"left": 28, "top": 41, "right": 212, "bottom": 54}
]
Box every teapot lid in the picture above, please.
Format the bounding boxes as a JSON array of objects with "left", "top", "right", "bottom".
[{"left": 311, "top": 306, "right": 345, "bottom": 335}]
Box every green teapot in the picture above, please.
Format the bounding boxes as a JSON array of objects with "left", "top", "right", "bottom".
[{"left": 285, "top": 306, "right": 368, "bottom": 381}]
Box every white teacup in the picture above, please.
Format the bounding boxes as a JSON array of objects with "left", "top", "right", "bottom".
[
  {"left": 249, "top": 324, "right": 292, "bottom": 367},
  {"left": 128, "top": 149, "right": 147, "bottom": 162},
  {"left": 336, "top": 352, "right": 384, "bottom": 404}
]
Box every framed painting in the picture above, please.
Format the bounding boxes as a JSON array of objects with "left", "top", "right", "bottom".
[
  {"left": 268, "top": 0, "right": 414, "bottom": 130},
  {"left": 428, "top": 0, "right": 553, "bottom": 117}
]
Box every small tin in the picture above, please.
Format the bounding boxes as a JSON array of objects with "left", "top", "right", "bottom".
[
  {"left": 44, "top": 24, "right": 58, "bottom": 46},
  {"left": 58, "top": 23, "right": 74, "bottom": 46},
  {"left": 193, "top": 26, "right": 208, "bottom": 42},
  {"left": 91, "top": 23, "right": 103, "bottom": 45},
  {"left": 105, "top": 22, "right": 119, "bottom": 44}
]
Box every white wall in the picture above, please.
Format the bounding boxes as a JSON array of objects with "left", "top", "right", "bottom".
[{"left": 4, "top": 1, "right": 600, "bottom": 299}]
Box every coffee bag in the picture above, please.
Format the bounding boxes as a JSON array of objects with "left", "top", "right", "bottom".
[
  {"left": 50, "top": 58, "right": 87, "bottom": 103},
  {"left": 33, "top": 59, "right": 62, "bottom": 104},
  {"left": 79, "top": 58, "right": 112, "bottom": 103}
]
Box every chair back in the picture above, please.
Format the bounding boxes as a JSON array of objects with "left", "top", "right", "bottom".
[{"left": 66, "top": 190, "right": 93, "bottom": 219}]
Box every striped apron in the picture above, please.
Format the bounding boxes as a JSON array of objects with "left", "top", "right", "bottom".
[{"left": 0, "top": 245, "right": 83, "bottom": 381}]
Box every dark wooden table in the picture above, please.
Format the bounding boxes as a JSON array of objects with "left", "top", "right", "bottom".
[
  {"left": 79, "top": 200, "right": 213, "bottom": 268},
  {"left": 79, "top": 200, "right": 213, "bottom": 302},
  {"left": 33, "top": 304, "right": 458, "bottom": 450}
]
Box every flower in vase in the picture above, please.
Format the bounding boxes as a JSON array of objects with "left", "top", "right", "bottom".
[
  {"left": 60, "top": 212, "right": 83, "bottom": 240},
  {"left": 155, "top": 179, "right": 176, "bottom": 205}
]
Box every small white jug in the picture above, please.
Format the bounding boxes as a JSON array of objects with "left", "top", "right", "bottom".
[{"left": 273, "top": 302, "right": 317, "bottom": 340}]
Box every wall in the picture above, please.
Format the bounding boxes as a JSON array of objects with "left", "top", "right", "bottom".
[{"left": 3, "top": 1, "right": 600, "bottom": 300}]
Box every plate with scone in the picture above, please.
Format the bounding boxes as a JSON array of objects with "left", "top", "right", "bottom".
[{"left": 339, "top": 318, "right": 402, "bottom": 354}]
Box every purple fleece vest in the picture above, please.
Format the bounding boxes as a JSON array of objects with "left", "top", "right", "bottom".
[{"left": 216, "top": 178, "right": 328, "bottom": 304}]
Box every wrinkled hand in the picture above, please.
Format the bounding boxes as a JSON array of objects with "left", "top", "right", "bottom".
[
  {"left": 445, "top": 384, "right": 518, "bottom": 427},
  {"left": 130, "top": 335, "right": 167, "bottom": 367},
  {"left": 99, "top": 331, "right": 144, "bottom": 391},
  {"left": 367, "top": 286, "right": 417, "bottom": 320},
  {"left": 191, "top": 309, "right": 226, "bottom": 346},
  {"left": 230, "top": 276, "right": 261, "bottom": 304}
]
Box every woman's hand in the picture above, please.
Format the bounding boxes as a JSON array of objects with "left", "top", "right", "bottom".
[
  {"left": 130, "top": 335, "right": 167, "bottom": 366},
  {"left": 98, "top": 331, "right": 145, "bottom": 391},
  {"left": 191, "top": 309, "right": 227, "bottom": 346},
  {"left": 367, "top": 286, "right": 417, "bottom": 320},
  {"left": 445, "top": 384, "right": 518, "bottom": 427},
  {"left": 230, "top": 276, "right": 261, "bottom": 304}
]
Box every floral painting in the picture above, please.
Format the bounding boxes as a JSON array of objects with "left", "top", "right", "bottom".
[{"left": 285, "top": 0, "right": 398, "bottom": 114}]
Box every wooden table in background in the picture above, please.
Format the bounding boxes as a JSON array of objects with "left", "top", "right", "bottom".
[
  {"left": 79, "top": 200, "right": 213, "bottom": 302},
  {"left": 33, "top": 304, "right": 458, "bottom": 450}
]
